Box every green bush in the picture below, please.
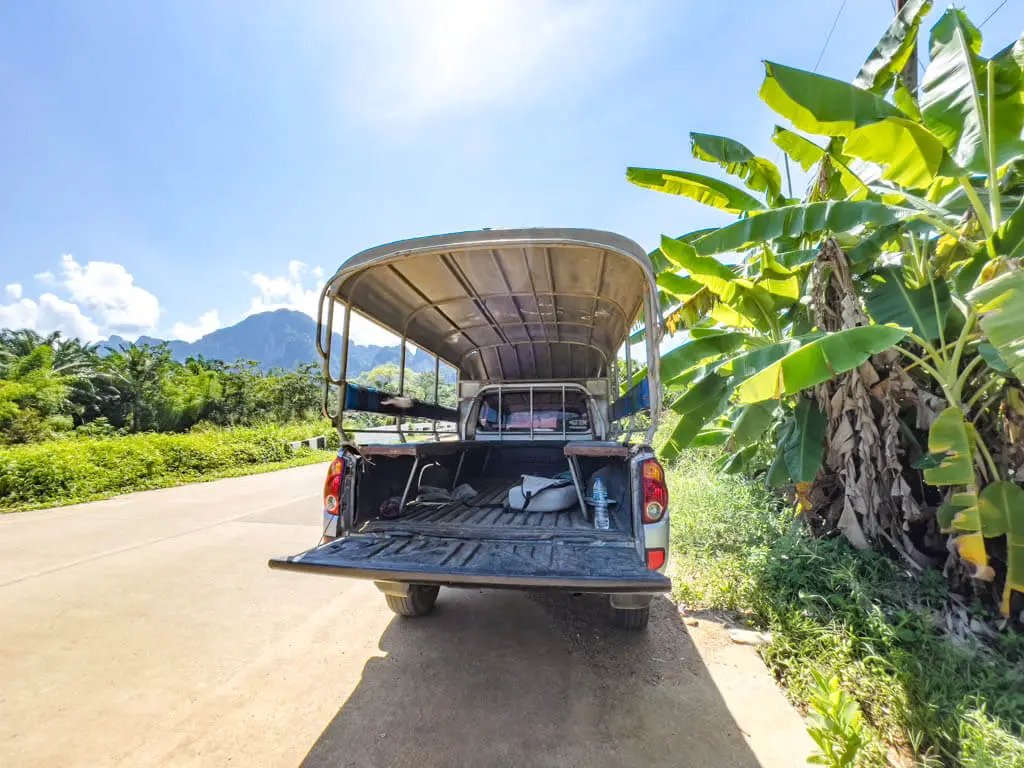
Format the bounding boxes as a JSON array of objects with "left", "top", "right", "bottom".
[
  {"left": 0, "top": 425, "right": 331, "bottom": 510},
  {"left": 667, "top": 451, "right": 1024, "bottom": 767}
]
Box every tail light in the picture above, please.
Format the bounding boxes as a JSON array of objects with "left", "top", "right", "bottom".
[
  {"left": 641, "top": 459, "right": 668, "bottom": 524},
  {"left": 646, "top": 549, "right": 666, "bottom": 570},
  {"left": 323, "top": 456, "right": 345, "bottom": 516}
]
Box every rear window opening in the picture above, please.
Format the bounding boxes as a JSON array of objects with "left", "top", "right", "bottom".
[{"left": 476, "top": 390, "right": 591, "bottom": 435}]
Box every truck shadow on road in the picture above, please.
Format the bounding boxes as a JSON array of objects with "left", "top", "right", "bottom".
[{"left": 302, "top": 589, "right": 763, "bottom": 768}]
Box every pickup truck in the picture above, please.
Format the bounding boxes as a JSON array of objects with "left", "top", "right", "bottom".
[{"left": 270, "top": 228, "right": 670, "bottom": 629}]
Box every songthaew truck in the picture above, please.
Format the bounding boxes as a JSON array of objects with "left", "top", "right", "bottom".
[{"left": 269, "top": 228, "right": 670, "bottom": 629}]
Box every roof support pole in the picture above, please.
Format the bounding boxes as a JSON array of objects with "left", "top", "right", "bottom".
[
  {"left": 432, "top": 353, "right": 440, "bottom": 440},
  {"left": 643, "top": 289, "right": 663, "bottom": 446},
  {"left": 337, "top": 302, "right": 352, "bottom": 433},
  {"left": 397, "top": 338, "right": 407, "bottom": 444},
  {"left": 624, "top": 336, "right": 634, "bottom": 444}
]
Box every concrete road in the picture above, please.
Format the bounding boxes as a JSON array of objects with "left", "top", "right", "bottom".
[{"left": 0, "top": 464, "right": 813, "bottom": 767}]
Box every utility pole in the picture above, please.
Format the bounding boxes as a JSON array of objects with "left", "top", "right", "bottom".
[{"left": 896, "top": 0, "right": 919, "bottom": 93}]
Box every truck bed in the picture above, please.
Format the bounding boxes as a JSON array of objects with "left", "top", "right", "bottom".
[{"left": 359, "top": 480, "right": 628, "bottom": 540}]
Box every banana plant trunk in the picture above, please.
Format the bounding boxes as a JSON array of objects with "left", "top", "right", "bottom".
[{"left": 809, "top": 241, "right": 931, "bottom": 566}]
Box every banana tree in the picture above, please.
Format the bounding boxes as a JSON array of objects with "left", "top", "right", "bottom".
[{"left": 628, "top": 6, "right": 1024, "bottom": 614}]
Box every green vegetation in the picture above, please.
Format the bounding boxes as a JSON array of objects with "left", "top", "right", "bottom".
[
  {"left": 637, "top": 8, "right": 1024, "bottom": 761},
  {"left": 667, "top": 450, "right": 1024, "bottom": 767},
  {"left": 0, "top": 328, "right": 455, "bottom": 443},
  {"left": 0, "top": 422, "right": 336, "bottom": 512},
  {"left": 630, "top": 5, "right": 1023, "bottom": 616},
  {"left": 0, "top": 327, "right": 458, "bottom": 508},
  {"left": 0, "top": 329, "right": 342, "bottom": 509},
  {"left": 0, "top": 329, "right": 326, "bottom": 442}
]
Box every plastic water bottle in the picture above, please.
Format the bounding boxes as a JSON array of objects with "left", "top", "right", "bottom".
[{"left": 593, "top": 477, "right": 610, "bottom": 531}]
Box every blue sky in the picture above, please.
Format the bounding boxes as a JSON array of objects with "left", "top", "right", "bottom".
[{"left": 2, "top": 0, "right": 1021, "bottom": 347}]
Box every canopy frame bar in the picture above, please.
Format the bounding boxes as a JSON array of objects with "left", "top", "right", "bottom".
[{"left": 317, "top": 228, "right": 664, "bottom": 444}]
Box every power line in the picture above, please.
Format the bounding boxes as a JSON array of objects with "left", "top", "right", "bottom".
[
  {"left": 980, "top": 0, "right": 1008, "bottom": 28},
  {"left": 814, "top": 0, "right": 849, "bottom": 72}
]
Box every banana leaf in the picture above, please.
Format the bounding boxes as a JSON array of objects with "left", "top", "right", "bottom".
[
  {"left": 938, "top": 492, "right": 992, "bottom": 582},
  {"left": 921, "top": 10, "right": 1024, "bottom": 172},
  {"left": 863, "top": 268, "right": 952, "bottom": 341},
  {"left": 766, "top": 446, "right": 791, "bottom": 487},
  {"left": 627, "top": 167, "right": 766, "bottom": 213},
  {"left": 938, "top": 491, "right": 979, "bottom": 529},
  {"left": 771, "top": 127, "right": 871, "bottom": 199},
  {"left": 978, "top": 342, "right": 1011, "bottom": 374},
  {"left": 777, "top": 247, "right": 821, "bottom": 268},
  {"left": 843, "top": 118, "right": 955, "bottom": 189},
  {"left": 719, "top": 444, "right": 760, "bottom": 475},
  {"left": 691, "top": 201, "right": 912, "bottom": 256},
  {"left": 847, "top": 223, "right": 905, "bottom": 264},
  {"left": 758, "top": 250, "right": 800, "bottom": 303},
  {"left": 691, "top": 428, "right": 731, "bottom": 448},
  {"left": 894, "top": 81, "right": 923, "bottom": 121},
  {"left": 772, "top": 127, "right": 826, "bottom": 172},
  {"left": 760, "top": 61, "right": 903, "bottom": 137},
  {"left": 661, "top": 237, "right": 779, "bottom": 331},
  {"left": 976, "top": 481, "right": 1024, "bottom": 614},
  {"left": 780, "top": 398, "right": 826, "bottom": 483},
  {"left": 725, "top": 339, "right": 803, "bottom": 380},
  {"left": 854, "top": 0, "right": 933, "bottom": 94},
  {"left": 968, "top": 271, "right": 1024, "bottom": 380},
  {"left": 731, "top": 401, "right": 778, "bottom": 447},
  {"left": 657, "top": 273, "right": 704, "bottom": 298},
  {"left": 995, "top": 199, "right": 1024, "bottom": 259},
  {"left": 649, "top": 228, "right": 721, "bottom": 274},
  {"left": 661, "top": 374, "right": 733, "bottom": 460},
  {"left": 924, "top": 406, "right": 976, "bottom": 486},
  {"left": 953, "top": 251, "right": 988, "bottom": 296},
  {"left": 661, "top": 332, "right": 746, "bottom": 384},
  {"left": 871, "top": 183, "right": 961, "bottom": 224},
  {"left": 735, "top": 325, "right": 908, "bottom": 403},
  {"left": 630, "top": 331, "right": 746, "bottom": 389},
  {"left": 690, "top": 132, "right": 784, "bottom": 206},
  {"left": 920, "top": 10, "right": 986, "bottom": 172}
]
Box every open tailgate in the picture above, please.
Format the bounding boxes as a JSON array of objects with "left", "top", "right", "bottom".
[{"left": 269, "top": 533, "right": 670, "bottom": 593}]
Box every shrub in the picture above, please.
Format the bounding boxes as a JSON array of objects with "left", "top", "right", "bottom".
[
  {"left": 0, "top": 425, "right": 330, "bottom": 510},
  {"left": 667, "top": 451, "right": 1024, "bottom": 766}
]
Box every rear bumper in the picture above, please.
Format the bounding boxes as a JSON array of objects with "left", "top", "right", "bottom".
[{"left": 269, "top": 556, "right": 670, "bottom": 593}]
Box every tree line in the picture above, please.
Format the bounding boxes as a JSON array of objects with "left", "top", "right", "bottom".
[{"left": 0, "top": 329, "right": 455, "bottom": 444}]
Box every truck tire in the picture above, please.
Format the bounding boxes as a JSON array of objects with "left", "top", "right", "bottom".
[
  {"left": 385, "top": 585, "right": 440, "bottom": 617},
  {"left": 612, "top": 605, "right": 650, "bottom": 630}
]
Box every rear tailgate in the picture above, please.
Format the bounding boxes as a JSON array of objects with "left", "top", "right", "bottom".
[{"left": 269, "top": 533, "right": 670, "bottom": 592}]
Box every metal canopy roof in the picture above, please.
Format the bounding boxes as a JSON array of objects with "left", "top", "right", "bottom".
[{"left": 322, "top": 228, "right": 660, "bottom": 382}]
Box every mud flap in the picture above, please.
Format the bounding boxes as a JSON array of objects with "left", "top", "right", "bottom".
[{"left": 270, "top": 533, "right": 670, "bottom": 593}]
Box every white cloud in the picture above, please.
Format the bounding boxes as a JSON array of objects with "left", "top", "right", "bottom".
[
  {"left": 246, "top": 260, "right": 397, "bottom": 346},
  {"left": 171, "top": 309, "right": 221, "bottom": 343},
  {"left": 336, "top": 0, "right": 646, "bottom": 124},
  {"left": 61, "top": 253, "right": 160, "bottom": 335},
  {"left": 247, "top": 259, "right": 321, "bottom": 320},
  {"left": 0, "top": 299, "right": 37, "bottom": 333},
  {"left": 0, "top": 293, "right": 101, "bottom": 342},
  {"left": 2, "top": 254, "right": 162, "bottom": 342}
]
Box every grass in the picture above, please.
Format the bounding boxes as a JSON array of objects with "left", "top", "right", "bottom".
[
  {"left": 0, "top": 423, "right": 337, "bottom": 512},
  {"left": 666, "top": 450, "right": 1024, "bottom": 767}
]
